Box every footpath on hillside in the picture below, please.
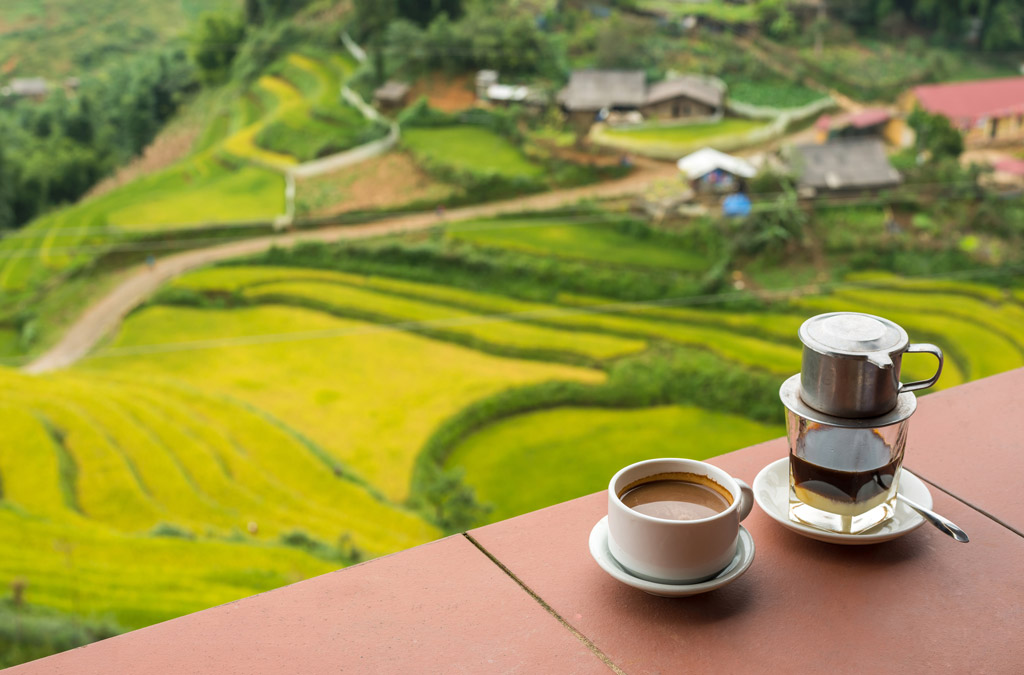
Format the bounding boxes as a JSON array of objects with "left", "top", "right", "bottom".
[{"left": 24, "top": 160, "right": 677, "bottom": 374}]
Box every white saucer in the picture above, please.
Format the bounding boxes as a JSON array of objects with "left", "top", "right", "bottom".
[
  {"left": 588, "top": 517, "right": 755, "bottom": 597},
  {"left": 752, "top": 458, "right": 932, "bottom": 545}
]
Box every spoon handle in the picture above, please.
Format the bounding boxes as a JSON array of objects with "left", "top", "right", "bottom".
[{"left": 898, "top": 494, "right": 970, "bottom": 543}]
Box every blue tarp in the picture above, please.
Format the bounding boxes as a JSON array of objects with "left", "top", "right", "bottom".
[{"left": 722, "top": 193, "right": 752, "bottom": 217}]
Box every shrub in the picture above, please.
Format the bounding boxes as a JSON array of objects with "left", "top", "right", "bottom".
[
  {"left": 150, "top": 522, "right": 195, "bottom": 539},
  {"left": 255, "top": 235, "right": 713, "bottom": 302},
  {"left": 0, "top": 601, "right": 122, "bottom": 668},
  {"left": 279, "top": 529, "right": 364, "bottom": 565}
]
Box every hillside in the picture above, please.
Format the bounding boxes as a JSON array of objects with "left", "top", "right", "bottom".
[{"left": 0, "top": 0, "right": 241, "bottom": 78}]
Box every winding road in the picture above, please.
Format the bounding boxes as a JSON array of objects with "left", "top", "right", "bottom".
[{"left": 24, "top": 161, "right": 677, "bottom": 374}]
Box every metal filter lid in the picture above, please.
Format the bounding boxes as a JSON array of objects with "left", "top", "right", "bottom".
[
  {"left": 799, "top": 312, "right": 908, "bottom": 364},
  {"left": 780, "top": 375, "right": 917, "bottom": 428}
]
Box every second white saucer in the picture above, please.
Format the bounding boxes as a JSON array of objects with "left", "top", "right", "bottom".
[
  {"left": 752, "top": 457, "right": 932, "bottom": 545},
  {"left": 588, "top": 516, "right": 755, "bottom": 597}
]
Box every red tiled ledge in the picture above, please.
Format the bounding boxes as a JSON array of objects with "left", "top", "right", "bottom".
[{"left": 9, "top": 369, "right": 1024, "bottom": 674}]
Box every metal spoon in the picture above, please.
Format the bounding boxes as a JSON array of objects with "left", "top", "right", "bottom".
[{"left": 898, "top": 494, "right": 969, "bottom": 543}]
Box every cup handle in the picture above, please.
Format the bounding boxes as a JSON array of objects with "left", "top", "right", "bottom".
[
  {"left": 735, "top": 478, "right": 754, "bottom": 522},
  {"left": 899, "top": 343, "right": 943, "bottom": 394}
]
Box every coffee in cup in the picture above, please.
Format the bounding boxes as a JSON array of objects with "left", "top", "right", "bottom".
[
  {"left": 607, "top": 459, "right": 753, "bottom": 584},
  {"left": 619, "top": 472, "right": 732, "bottom": 520}
]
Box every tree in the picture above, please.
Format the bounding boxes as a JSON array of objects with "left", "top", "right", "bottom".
[
  {"left": 908, "top": 108, "right": 964, "bottom": 161},
  {"left": 397, "top": 0, "right": 463, "bottom": 26},
  {"left": 245, "top": 0, "right": 315, "bottom": 25},
  {"left": 0, "top": 144, "right": 15, "bottom": 231},
  {"left": 354, "top": 0, "right": 398, "bottom": 81},
  {"left": 594, "top": 14, "right": 655, "bottom": 70},
  {"left": 981, "top": 1, "right": 1024, "bottom": 51},
  {"left": 190, "top": 12, "right": 246, "bottom": 85},
  {"left": 418, "top": 464, "right": 490, "bottom": 533},
  {"left": 758, "top": 0, "right": 797, "bottom": 40}
]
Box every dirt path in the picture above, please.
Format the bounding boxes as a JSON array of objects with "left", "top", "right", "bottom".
[{"left": 24, "top": 161, "right": 676, "bottom": 374}]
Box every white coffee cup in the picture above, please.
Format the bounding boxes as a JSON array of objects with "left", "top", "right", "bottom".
[{"left": 607, "top": 458, "right": 754, "bottom": 584}]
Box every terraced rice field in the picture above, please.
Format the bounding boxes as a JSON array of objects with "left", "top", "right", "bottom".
[
  {"left": 80, "top": 304, "right": 607, "bottom": 501},
  {"left": 256, "top": 53, "right": 382, "bottom": 161},
  {"left": 0, "top": 366, "right": 436, "bottom": 628},
  {"left": 160, "top": 261, "right": 1024, "bottom": 511}
]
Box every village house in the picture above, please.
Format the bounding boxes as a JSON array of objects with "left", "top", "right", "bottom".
[
  {"left": 557, "top": 69, "right": 724, "bottom": 134},
  {"left": 1, "top": 77, "right": 49, "bottom": 100},
  {"left": 791, "top": 138, "right": 902, "bottom": 197},
  {"left": 676, "top": 147, "right": 756, "bottom": 194},
  {"left": 901, "top": 76, "right": 1024, "bottom": 147},
  {"left": 372, "top": 80, "right": 411, "bottom": 115},
  {"left": 475, "top": 70, "right": 545, "bottom": 109},
  {"left": 814, "top": 108, "right": 906, "bottom": 147},
  {"left": 989, "top": 158, "right": 1024, "bottom": 189}
]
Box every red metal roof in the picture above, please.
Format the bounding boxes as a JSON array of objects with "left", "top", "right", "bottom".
[
  {"left": 848, "top": 108, "right": 891, "bottom": 128},
  {"left": 815, "top": 108, "right": 891, "bottom": 132},
  {"left": 994, "top": 158, "right": 1024, "bottom": 176},
  {"left": 913, "top": 77, "right": 1024, "bottom": 128}
]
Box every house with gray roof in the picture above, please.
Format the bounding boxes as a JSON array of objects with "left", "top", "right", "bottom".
[
  {"left": 373, "top": 80, "right": 410, "bottom": 114},
  {"left": 792, "top": 139, "right": 901, "bottom": 196},
  {"left": 3, "top": 77, "right": 49, "bottom": 100},
  {"left": 558, "top": 70, "right": 724, "bottom": 133}
]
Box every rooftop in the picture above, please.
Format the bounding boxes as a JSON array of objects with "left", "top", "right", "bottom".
[
  {"left": 815, "top": 108, "right": 893, "bottom": 131},
  {"left": 645, "top": 75, "right": 723, "bottom": 109},
  {"left": 558, "top": 70, "right": 647, "bottom": 111},
  {"left": 793, "top": 138, "right": 901, "bottom": 191},
  {"left": 558, "top": 70, "right": 723, "bottom": 112},
  {"left": 912, "top": 76, "right": 1024, "bottom": 127},
  {"left": 10, "top": 368, "right": 1024, "bottom": 674},
  {"left": 373, "top": 80, "right": 410, "bottom": 103},
  {"left": 676, "top": 147, "right": 756, "bottom": 179}
]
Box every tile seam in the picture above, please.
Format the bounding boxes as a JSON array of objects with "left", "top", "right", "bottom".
[
  {"left": 463, "top": 532, "right": 627, "bottom": 675},
  {"left": 908, "top": 466, "right": 1024, "bottom": 539}
]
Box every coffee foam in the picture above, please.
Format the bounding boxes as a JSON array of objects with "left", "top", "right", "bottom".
[{"left": 618, "top": 471, "right": 733, "bottom": 506}]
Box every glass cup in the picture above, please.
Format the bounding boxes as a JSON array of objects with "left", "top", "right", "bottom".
[
  {"left": 779, "top": 374, "right": 917, "bottom": 535},
  {"left": 785, "top": 411, "right": 910, "bottom": 534}
]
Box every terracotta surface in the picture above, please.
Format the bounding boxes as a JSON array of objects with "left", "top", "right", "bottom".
[
  {"left": 905, "top": 368, "right": 1024, "bottom": 532},
  {"left": 8, "top": 536, "right": 608, "bottom": 675},
  {"left": 472, "top": 437, "right": 1024, "bottom": 673}
]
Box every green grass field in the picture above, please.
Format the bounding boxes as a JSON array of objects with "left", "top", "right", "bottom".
[
  {"left": 726, "top": 80, "right": 827, "bottom": 109},
  {"left": 0, "top": 328, "right": 19, "bottom": 357},
  {"left": 634, "top": 0, "right": 758, "bottom": 23},
  {"left": 446, "top": 405, "right": 782, "bottom": 522},
  {"left": 402, "top": 126, "right": 545, "bottom": 177},
  {"left": 598, "top": 118, "right": 767, "bottom": 151},
  {"left": 446, "top": 218, "right": 711, "bottom": 271}
]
